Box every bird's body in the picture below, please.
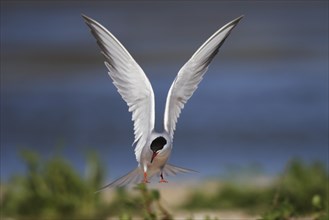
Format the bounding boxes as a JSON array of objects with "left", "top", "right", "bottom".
[
  {"left": 140, "top": 131, "right": 172, "bottom": 180},
  {"left": 82, "top": 14, "right": 243, "bottom": 191}
]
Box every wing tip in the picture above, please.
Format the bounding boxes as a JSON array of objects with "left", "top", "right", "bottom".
[
  {"left": 235, "top": 15, "right": 244, "bottom": 22},
  {"left": 81, "top": 13, "right": 97, "bottom": 31},
  {"left": 81, "top": 14, "right": 102, "bottom": 30},
  {"left": 236, "top": 15, "right": 245, "bottom": 21},
  {"left": 227, "top": 15, "right": 244, "bottom": 28},
  {"left": 81, "top": 13, "right": 92, "bottom": 23}
]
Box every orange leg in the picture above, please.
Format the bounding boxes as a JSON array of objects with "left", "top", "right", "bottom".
[
  {"left": 143, "top": 172, "right": 150, "bottom": 183},
  {"left": 159, "top": 173, "right": 168, "bottom": 183}
]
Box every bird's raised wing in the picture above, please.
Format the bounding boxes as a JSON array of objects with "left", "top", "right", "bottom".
[
  {"left": 164, "top": 16, "right": 243, "bottom": 139},
  {"left": 83, "top": 15, "right": 155, "bottom": 161}
]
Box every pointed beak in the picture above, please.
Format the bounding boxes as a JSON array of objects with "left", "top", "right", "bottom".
[{"left": 151, "top": 152, "right": 158, "bottom": 163}]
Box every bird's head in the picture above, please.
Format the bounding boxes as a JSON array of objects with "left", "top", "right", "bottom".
[{"left": 150, "top": 136, "right": 167, "bottom": 163}]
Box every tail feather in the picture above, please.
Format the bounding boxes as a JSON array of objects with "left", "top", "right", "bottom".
[
  {"left": 95, "top": 167, "right": 142, "bottom": 193},
  {"left": 163, "top": 163, "right": 198, "bottom": 176},
  {"left": 96, "top": 164, "right": 197, "bottom": 192}
]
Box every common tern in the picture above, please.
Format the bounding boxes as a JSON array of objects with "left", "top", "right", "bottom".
[{"left": 82, "top": 15, "right": 243, "bottom": 191}]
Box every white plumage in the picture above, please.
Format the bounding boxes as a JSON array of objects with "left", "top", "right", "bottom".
[{"left": 83, "top": 14, "right": 243, "bottom": 191}]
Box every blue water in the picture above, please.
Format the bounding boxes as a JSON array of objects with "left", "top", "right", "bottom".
[{"left": 1, "top": 2, "right": 328, "bottom": 182}]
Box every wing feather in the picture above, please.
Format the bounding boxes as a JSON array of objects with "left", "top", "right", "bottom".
[
  {"left": 164, "top": 16, "right": 243, "bottom": 139},
  {"left": 83, "top": 15, "right": 155, "bottom": 161}
]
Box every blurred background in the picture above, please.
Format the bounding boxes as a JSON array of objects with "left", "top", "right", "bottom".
[{"left": 1, "top": 1, "right": 328, "bottom": 219}]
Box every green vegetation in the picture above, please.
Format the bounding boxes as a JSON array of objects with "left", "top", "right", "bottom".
[
  {"left": 262, "top": 160, "right": 328, "bottom": 220},
  {"left": 0, "top": 149, "right": 172, "bottom": 220},
  {"left": 183, "top": 159, "right": 328, "bottom": 219},
  {"left": 1, "top": 150, "right": 108, "bottom": 219},
  {"left": 103, "top": 184, "right": 173, "bottom": 219},
  {"left": 1, "top": 149, "right": 327, "bottom": 220}
]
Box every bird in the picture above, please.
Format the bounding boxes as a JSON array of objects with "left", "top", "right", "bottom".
[{"left": 82, "top": 14, "right": 243, "bottom": 191}]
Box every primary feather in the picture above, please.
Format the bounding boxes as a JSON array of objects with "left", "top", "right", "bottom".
[
  {"left": 82, "top": 15, "right": 155, "bottom": 162},
  {"left": 164, "top": 16, "right": 243, "bottom": 139}
]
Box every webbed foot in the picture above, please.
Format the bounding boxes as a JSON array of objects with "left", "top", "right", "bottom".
[
  {"left": 143, "top": 172, "right": 150, "bottom": 183},
  {"left": 159, "top": 173, "right": 168, "bottom": 183}
]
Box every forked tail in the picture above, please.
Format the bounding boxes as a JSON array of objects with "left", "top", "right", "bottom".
[
  {"left": 163, "top": 163, "right": 197, "bottom": 176},
  {"left": 95, "top": 167, "right": 142, "bottom": 193},
  {"left": 96, "top": 164, "right": 197, "bottom": 192}
]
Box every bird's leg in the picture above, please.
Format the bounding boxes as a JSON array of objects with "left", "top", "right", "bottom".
[
  {"left": 143, "top": 172, "right": 150, "bottom": 183},
  {"left": 159, "top": 172, "right": 168, "bottom": 183}
]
